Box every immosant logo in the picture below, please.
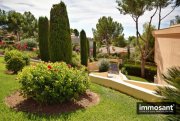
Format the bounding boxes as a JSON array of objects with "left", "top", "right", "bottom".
[{"left": 137, "top": 102, "right": 178, "bottom": 114}]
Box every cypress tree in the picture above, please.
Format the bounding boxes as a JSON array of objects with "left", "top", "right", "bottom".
[
  {"left": 80, "top": 30, "right": 88, "bottom": 66},
  {"left": 93, "top": 41, "right": 96, "bottom": 59},
  {"left": 87, "top": 38, "right": 89, "bottom": 57},
  {"left": 49, "top": 2, "right": 72, "bottom": 63},
  {"left": 38, "top": 16, "right": 49, "bottom": 62}
]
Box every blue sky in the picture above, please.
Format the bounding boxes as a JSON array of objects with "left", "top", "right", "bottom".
[{"left": 0, "top": 0, "right": 180, "bottom": 38}]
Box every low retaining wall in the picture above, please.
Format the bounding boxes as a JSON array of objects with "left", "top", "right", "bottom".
[{"left": 89, "top": 73, "right": 163, "bottom": 102}]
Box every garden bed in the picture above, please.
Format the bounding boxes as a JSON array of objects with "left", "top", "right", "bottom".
[{"left": 5, "top": 90, "right": 99, "bottom": 115}]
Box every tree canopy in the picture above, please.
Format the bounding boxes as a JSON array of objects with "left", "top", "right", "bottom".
[
  {"left": 0, "top": 9, "right": 38, "bottom": 40},
  {"left": 94, "top": 16, "right": 123, "bottom": 54}
]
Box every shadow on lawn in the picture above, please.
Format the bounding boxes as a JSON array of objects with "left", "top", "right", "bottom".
[{"left": 5, "top": 91, "right": 99, "bottom": 117}]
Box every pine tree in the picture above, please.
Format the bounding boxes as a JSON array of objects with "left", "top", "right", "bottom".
[
  {"left": 49, "top": 2, "right": 72, "bottom": 63},
  {"left": 80, "top": 30, "right": 88, "bottom": 66},
  {"left": 38, "top": 16, "right": 49, "bottom": 62},
  {"left": 93, "top": 41, "right": 96, "bottom": 59}
]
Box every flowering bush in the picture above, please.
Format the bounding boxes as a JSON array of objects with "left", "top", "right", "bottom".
[
  {"left": 14, "top": 38, "right": 37, "bottom": 51},
  {"left": 14, "top": 42, "right": 28, "bottom": 51},
  {"left": 18, "top": 62, "right": 90, "bottom": 104},
  {"left": 21, "top": 38, "right": 37, "bottom": 50}
]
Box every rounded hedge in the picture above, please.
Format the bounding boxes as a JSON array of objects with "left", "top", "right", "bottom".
[
  {"left": 98, "top": 59, "right": 110, "bottom": 72},
  {"left": 4, "top": 50, "right": 30, "bottom": 73},
  {"left": 6, "top": 57, "right": 25, "bottom": 74},
  {"left": 18, "top": 62, "right": 90, "bottom": 104}
]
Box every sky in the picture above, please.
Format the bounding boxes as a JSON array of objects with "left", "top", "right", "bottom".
[{"left": 0, "top": 0, "right": 180, "bottom": 38}]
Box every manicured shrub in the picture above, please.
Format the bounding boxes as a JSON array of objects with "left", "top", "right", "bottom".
[
  {"left": 38, "top": 16, "right": 49, "bottom": 62},
  {"left": 6, "top": 57, "right": 25, "bottom": 74},
  {"left": 71, "top": 51, "right": 81, "bottom": 68},
  {"left": 4, "top": 50, "right": 30, "bottom": 66},
  {"left": 98, "top": 59, "right": 110, "bottom": 72},
  {"left": 123, "top": 64, "right": 157, "bottom": 81},
  {"left": 49, "top": 2, "right": 72, "bottom": 63},
  {"left": 80, "top": 30, "right": 88, "bottom": 66},
  {"left": 93, "top": 41, "right": 96, "bottom": 58},
  {"left": 18, "top": 62, "right": 89, "bottom": 104},
  {"left": 4, "top": 50, "right": 22, "bottom": 62}
]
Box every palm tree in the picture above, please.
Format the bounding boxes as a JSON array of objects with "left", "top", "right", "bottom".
[{"left": 157, "top": 67, "right": 180, "bottom": 120}]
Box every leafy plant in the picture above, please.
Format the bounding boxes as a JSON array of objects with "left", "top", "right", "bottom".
[
  {"left": 18, "top": 62, "right": 90, "bottom": 104},
  {"left": 71, "top": 51, "right": 81, "bottom": 68},
  {"left": 20, "top": 38, "right": 37, "bottom": 50},
  {"left": 4, "top": 50, "right": 30, "bottom": 73},
  {"left": 98, "top": 59, "right": 110, "bottom": 72},
  {"left": 6, "top": 57, "right": 25, "bottom": 74},
  {"left": 157, "top": 67, "right": 180, "bottom": 121},
  {"left": 4, "top": 50, "right": 22, "bottom": 62}
]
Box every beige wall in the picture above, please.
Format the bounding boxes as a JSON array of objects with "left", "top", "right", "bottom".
[
  {"left": 153, "top": 25, "right": 180, "bottom": 84},
  {"left": 89, "top": 73, "right": 162, "bottom": 102}
]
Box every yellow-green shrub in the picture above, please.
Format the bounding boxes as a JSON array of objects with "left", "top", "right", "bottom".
[{"left": 18, "top": 62, "right": 89, "bottom": 104}]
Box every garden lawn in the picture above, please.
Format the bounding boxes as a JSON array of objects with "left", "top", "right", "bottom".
[
  {"left": 126, "top": 75, "right": 149, "bottom": 82},
  {"left": 0, "top": 57, "right": 165, "bottom": 121}
]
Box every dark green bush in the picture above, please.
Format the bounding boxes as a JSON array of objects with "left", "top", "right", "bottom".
[
  {"left": 123, "top": 64, "right": 157, "bottom": 81},
  {"left": 6, "top": 57, "right": 25, "bottom": 74},
  {"left": 18, "top": 62, "right": 89, "bottom": 104},
  {"left": 98, "top": 59, "right": 110, "bottom": 72}
]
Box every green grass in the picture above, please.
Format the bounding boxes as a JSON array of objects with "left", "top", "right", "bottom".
[
  {"left": 0, "top": 57, "right": 165, "bottom": 121},
  {"left": 126, "top": 75, "right": 149, "bottom": 82}
]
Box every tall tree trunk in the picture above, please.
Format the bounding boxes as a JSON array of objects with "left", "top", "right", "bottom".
[
  {"left": 141, "top": 55, "right": 146, "bottom": 78},
  {"left": 106, "top": 43, "right": 110, "bottom": 55},
  {"left": 16, "top": 31, "right": 20, "bottom": 41},
  {"left": 127, "top": 45, "right": 130, "bottom": 59},
  {"left": 158, "top": 6, "right": 162, "bottom": 30},
  {"left": 135, "top": 17, "right": 145, "bottom": 78}
]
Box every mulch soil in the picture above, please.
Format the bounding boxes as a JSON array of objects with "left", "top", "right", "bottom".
[{"left": 5, "top": 90, "right": 100, "bottom": 115}]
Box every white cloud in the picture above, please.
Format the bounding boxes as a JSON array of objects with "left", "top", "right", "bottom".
[{"left": 0, "top": 0, "right": 179, "bottom": 37}]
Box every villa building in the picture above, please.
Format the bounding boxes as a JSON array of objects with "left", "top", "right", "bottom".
[{"left": 153, "top": 24, "right": 180, "bottom": 84}]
